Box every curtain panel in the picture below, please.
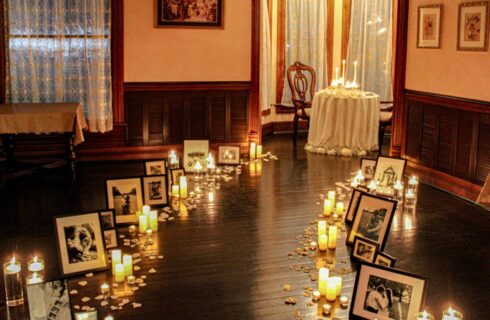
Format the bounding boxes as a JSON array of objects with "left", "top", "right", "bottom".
[
  {"left": 260, "top": 0, "right": 272, "bottom": 112},
  {"left": 6, "top": 0, "right": 113, "bottom": 132}
]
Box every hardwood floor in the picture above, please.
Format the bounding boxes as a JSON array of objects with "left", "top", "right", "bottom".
[{"left": 0, "top": 135, "right": 488, "bottom": 319}]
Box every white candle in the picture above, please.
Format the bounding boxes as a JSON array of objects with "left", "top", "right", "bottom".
[
  {"left": 442, "top": 307, "right": 463, "bottom": 320},
  {"left": 179, "top": 176, "right": 188, "bottom": 199},
  {"left": 114, "top": 263, "right": 125, "bottom": 283},
  {"left": 128, "top": 225, "right": 136, "bottom": 233},
  {"left": 415, "top": 311, "right": 434, "bottom": 320},
  {"left": 336, "top": 202, "right": 344, "bottom": 216},
  {"left": 142, "top": 205, "right": 150, "bottom": 216},
  {"left": 111, "top": 250, "right": 121, "bottom": 274},
  {"left": 326, "top": 277, "right": 337, "bottom": 301},
  {"left": 328, "top": 226, "right": 337, "bottom": 249},
  {"left": 3, "top": 257, "right": 23, "bottom": 307},
  {"left": 100, "top": 283, "right": 110, "bottom": 294},
  {"left": 171, "top": 185, "right": 180, "bottom": 198},
  {"left": 123, "top": 255, "right": 133, "bottom": 277},
  {"left": 323, "top": 199, "right": 333, "bottom": 217},
  {"left": 169, "top": 150, "right": 178, "bottom": 165},
  {"left": 250, "top": 142, "right": 256, "bottom": 160},
  {"left": 318, "top": 220, "right": 327, "bottom": 241},
  {"left": 208, "top": 191, "right": 214, "bottom": 202},
  {"left": 331, "top": 276, "right": 342, "bottom": 296},
  {"left": 207, "top": 154, "right": 216, "bottom": 170},
  {"left": 312, "top": 290, "right": 321, "bottom": 302},
  {"left": 27, "top": 256, "right": 44, "bottom": 273},
  {"left": 355, "top": 170, "right": 364, "bottom": 184},
  {"left": 149, "top": 210, "right": 158, "bottom": 232},
  {"left": 353, "top": 61, "right": 358, "bottom": 84},
  {"left": 322, "top": 303, "right": 331, "bottom": 316},
  {"left": 256, "top": 145, "right": 262, "bottom": 158},
  {"left": 335, "top": 67, "right": 339, "bottom": 81},
  {"left": 139, "top": 215, "right": 148, "bottom": 234},
  {"left": 318, "top": 268, "right": 329, "bottom": 296},
  {"left": 26, "top": 272, "right": 43, "bottom": 285},
  {"left": 127, "top": 275, "right": 136, "bottom": 285},
  {"left": 340, "top": 295, "right": 349, "bottom": 308},
  {"left": 319, "top": 234, "right": 328, "bottom": 251},
  {"left": 368, "top": 180, "right": 377, "bottom": 193},
  {"left": 327, "top": 191, "right": 336, "bottom": 206}
]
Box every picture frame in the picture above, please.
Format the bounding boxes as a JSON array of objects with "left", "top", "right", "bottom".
[
  {"left": 345, "top": 188, "right": 368, "bottom": 225},
  {"left": 349, "top": 263, "right": 428, "bottom": 320},
  {"left": 170, "top": 168, "right": 186, "bottom": 185},
  {"left": 99, "top": 210, "right": 118, "bottom": 249},
  {"left": 145, "top": 160, "right": 167, "bottom": 176},
  {"left": 183, "top": 140, "right": 209, "bottom": 172},
  {"left": 54, "top": 212, "right": 108, "bottom": 277},
  {"left": 347, "top": 193, "right": 397, "bottom": 250},
  {"left": 142, "top": 175, "right": 169, "bottom": 206},
  {"left": 374, "top": 251, "right": 397, "bottom": 268},
  {"left": 155, "top": 0, "right": 224, "bottom": 28},
  {"left": 417, "top": 4, "right": 443, "bottom": 48},
  {"left": 217, "top": 145, "right": 241, "bottom": 165},
  {"left": 74, "top": 310, "right": 98, "bottom": 320},
  {"left": 373, "top": 156, "right": 407, "bottom": 188},
  {"left": 352, "top": 236, "right": 380, "bottom": 264},
  {"left": 360, "top": 158, "right": 377, "bottom": 181},
  {"left": 457, "top": 1, "right": 489, "bottom": 51},
  {"left": 105, "top": 177, "right": 143, "bottom": 224},
  {"left": 27, "top": 279, "right": 73, "bottom": 320}
]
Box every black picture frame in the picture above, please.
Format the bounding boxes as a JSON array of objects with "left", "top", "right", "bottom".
[
  {"left": 74, "top": 310, "right": 98, "bottom": 320},
  {"left": 155, "top": 0, "right": 224, "bottom": 28},
  {"left": 360, "top": 158, "right": 377, "bottom": 181},
  {"left": 347, "top": 193, "right": 398, "bottom": 250},
  {"left": 142, "top": 175, "right": 170, "bottom": 206},
  {"left": 217, "top": 145, "right": 241, "bottom": 165},
  {"left": 99, "top": 209, "right": 118, "bottom": 249},
  {"left": 27, "top": 279, "right": 73, "bottom": 320},
  {"left": 349, "top": 262, "right": 428, "bottom": 320},
  {"left": 105, "top": 177, "right": 144, "bottom": 225},
  {"left": 373, "top": 156, "right": 407, "bottom": 188},
  {"left": 352, "top": 235, "right": 380, "bottom": 264},
  {"left": 53, "top": 212, "right": 108, "bottom": 277},
  {"left": 170, "top": 168, "right": 186, "bottom": 186},
  {"left": 144, "top": 159, "right": 168, "bottom": 176},
  {"left": 345, "top": 188, "right": 368, "bottom": 225},
  {"left": 374, "top": 251, "right": 397, "bottom": 268}
]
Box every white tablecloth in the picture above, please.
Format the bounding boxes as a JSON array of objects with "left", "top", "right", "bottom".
[{"left": 305, "top": 90, "right": 380, "bottom": 156}]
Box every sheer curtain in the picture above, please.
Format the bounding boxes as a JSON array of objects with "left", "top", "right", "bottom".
[
  {"left": 260, "top": 0, "right": 272, "bottom": 112},
  {"left": 6, "top": 0, "right": 113, "bottom": 132},
  {"left": 346, "top": 0, "right": 393, "bottom": 101},
  {"left": 281, "top": 0, "right": 328, "bottom": 106}
]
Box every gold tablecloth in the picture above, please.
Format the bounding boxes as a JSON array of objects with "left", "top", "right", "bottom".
[{"left": 0, "top": 103, "right": 87, "bottom": 145}]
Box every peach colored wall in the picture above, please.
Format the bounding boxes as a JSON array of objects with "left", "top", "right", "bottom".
[
  {"left": 124, "top": 0, "right": 252, "bottom": 82},
  {"left": 406, "top": 0, "right": 490, "bottom": 102}
]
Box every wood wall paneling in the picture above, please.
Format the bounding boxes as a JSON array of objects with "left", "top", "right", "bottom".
[
  {"left": 111, "top": 0, "right": 124, "bottom": 123},
  {"left": 0, "top": 0, "right": 6, "bottom": 104},
  {"left": 476, "top": 114, "right": 490, "bottom": 184}
]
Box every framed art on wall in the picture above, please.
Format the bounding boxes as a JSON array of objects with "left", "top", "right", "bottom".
[
  {"left": 183, "top": 140, "right": 209, "bottom": 172},
  {"left": 155, "top": 0, "right": 224, "bottom": 28},
  {"left": 417, "top": 4, "right": 443, "bottom": 48},
  {"left": 142, "top": 175, "right": 169, "bottom": 206},
  {"left": 27, "top": 279, "right": 72, "bottom": 320},
  {"left": 457, "top": 1, "right": 489, "bottom": 51},
  {"left": 105, "top": 177, "right": 143, "bottom": 224},
  {"left": 54, "top": 212, "right": 108, "bottom": 277}
]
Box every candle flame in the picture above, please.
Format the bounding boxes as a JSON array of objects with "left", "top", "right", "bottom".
[
  {"left": 422, "top": 311, "right": 428, "bottom": 317},
  {"left": 10, "top": 256, "right": 16, "bottom": 264},
  {"left": 448, "top": 307, "right": 455, "bottom": 315}
]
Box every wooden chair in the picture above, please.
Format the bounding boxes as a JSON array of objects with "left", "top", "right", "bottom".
[
  {"left": 286, "top": 61, "right": 316, "bottom": 141},
  {"left": 378, "top": 102, "right": 393, "bottom": 154}
]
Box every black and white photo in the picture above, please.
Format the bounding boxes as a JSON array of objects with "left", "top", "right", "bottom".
[
  {"left": 170, "top": 168, "right": 186, "bottom": 185},
  {"left": 183, "top": 140, "right": 209, "bottom": 172},
  {"left": 352, "top": 236, "right": 379, "bottom": 263},
  {"left": 100, "top": 210, "right": 115, "bottom": 230},
  {"left": 360, "top": 158, "right": 377, "bottom": 181},
  {"left": 345, "top": 188, "right": 368, "bottom": 224},
  {"left": 106, "top": 177, "right": 143, "bottom": 224},
  {"left": 103, "top": 229, "right": 118, "bottom": 249},
  {"left": 74, "top": 311, "right": 98, "bottom": 320},
  {"left": 143, "top": 175, "right": 169, "bottom": 206},
  {"left": 145, "top": 160, "right": 167, "bottom": 176},
  {"left": 27, "top": 279, "right": 72, "bottom": 320},
  {"left": 374, "top": 251, "right": 397, "bottom": 268},
  {"left": 373, "top": 156, "right": 407, "bottom": 188},
  {"left": 218, "top": 145, "right": 241, "bottom": 165}
]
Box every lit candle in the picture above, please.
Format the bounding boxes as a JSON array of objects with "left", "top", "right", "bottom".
[
  {"left": 127, "top": 275, "right": 136, "bottom": 285},
  {"left": 342, "top": 59, "right": 346, "bottom": 81},
  {"left": 336, "top": 202, "right": 344, "bottom": 216},
  {"left": 208, "top": 191, "right": 214, "bottom": 202},
  {"left": 129, "top": 225, "right": 136, "bottom": 233},
  {"left": 194, "top": 161, "right": 203, "bottom": 180},
  {"left": 350, "top": 179, "right": 359, "bottom": 188},
  {"left": 331, "top": 276, "right": 342, "bottom": 296},
  {"left": 327, "top": 191, "right": 336, "bottom": 206},
  {"left": 355, "top": 170, "right": 365, "bottom": 185},
  {"left": 149, "top": 210, "right": 158, "bottom": 232},
  {"left": 103, "top": 317, "right": 114, "bottom": 320},
  {"left": 353, "top": 61, "right": 358, "bottom": 84},
  {"left": 142, "top": 205, "right": 150, "bottom": 216},
  {"left": 318, "top": 268, "right": 329, "bottom": 296},
  {"left": 323, "top": 199, "right": 333, "bottom": 217},
  {"left": 179, "top": 176, "right": 188, "bottom": 199},
  {"left": 310, "top": 241, "right": 317, "bottom": 250},
  {"left": 328, "top": 226, "right": 337, "bottom": 249},
  {"left": 146, "top": 229, "right": 153, "bottom": 237},
  {"left": 335, "top": 67, "right": 339, "bottom": 82},
  {"left": 322, "top": 303, "right": 332, "bottom": 316},
  {"left": 207, "top": 153, "right": 216, "bottom": 170},
  {"left": 169, "top": 150, "right": 179, "bottom": 166},
  {"left": 415, "top": 311, "right": 435, "bottom": 320},
  {"left": 312, "top": 290, "right": 321, "bottom": 302},
  {"left": 114, "top": 263, "right": 125, "bottom": 283},
  {"left": 326, "top": 277, "right": 337, "bottom": 301},
  {"left": 111, "top": 250, "right": 121, "bottom": 274},
  {"left": 172, "top": 185, "right": 180, "bottom": 198},
  {"left": 26, "top": 272, "right": 43, "bottom": 285},
  {"left": 368, "top": 180, "right": 377, "bottom": 193},
  {"left": 256, "top": 145, "right": 263, "bottom": 159},
  {"left": 319, "top": 234, "right": 328, "bottom": 251},
  {"left": 250, "top": 142, "right": 256, "bottom": 160},
  {"left": 100, "top": 283, "right": 110, "bottom": 294},
  {"left": 340, "top": 295, "right": 349, "bottom": 308},
  {"left": 123, "top": 255, "right": 133, "bottom": 277},
  {"left": 318, "top": 220, "right": 327, "bottom": 241},
  {"left": 27, "top": 256, "right": 44, "bottom": 273},
  {"left": 3, "top": 257, "right": 23, "bottom": 306},
  {"left": 408, "top": 175, "right": 418, "bottom": 189},
  {"left": 139, "top": 214, "right": 148, "bottom": 234},
  {"left": 394, "top": 180, "right": 404, "bottom": 200},
  {"left": 442, "top": 307, "right": 463, "bottom": 320}
]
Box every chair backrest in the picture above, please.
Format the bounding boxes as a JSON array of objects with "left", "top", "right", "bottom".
[{"left": 286, "top": 61, "right": 316, "bottom": 104}]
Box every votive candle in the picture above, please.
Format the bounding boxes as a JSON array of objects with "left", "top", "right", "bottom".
[
  {"left": 27, "top": 256, "right": 44, "bottom": 273},
  {"left": 318, "top": 268, "right": 329, "bottom": 296},
  {"left": 123, "top": 255, "right": 133, "bottom": 277},
  {"left": 26, "top": 272, "right": 43, "bottom": 285},
  {"left": 312, "top": 290, "right": 321, "bottom": 302},
  {"left": 114, "top": 264, "right": 125, "bottom": 283},
  {"left": 322, "top": 303, "right": 331, "bottom": 316},
  {"left": 100, "top": 283, "right": 110, "bottom": 294},
  {"left": 328, "top": 226, "right": 337, "bottom": 249},
  {"left": 4, "top": 257, "right": 24, "bottom": 306},
  {"left": 340, "top": 295, "right": 349, "bottom": 308},
  {"left": 442, "top": 307, "right": 463, "bottom": 320}
]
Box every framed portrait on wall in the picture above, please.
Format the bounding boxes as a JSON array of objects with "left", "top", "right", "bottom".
[
  {"left": 155, "top": 0, "right": 224, "bottom": 28},
  {"left": 457, "top": 1, "right": 489, "bottom": 51},
  {"left": 417, "top": 4, "right": 443, "bottom": 48}
]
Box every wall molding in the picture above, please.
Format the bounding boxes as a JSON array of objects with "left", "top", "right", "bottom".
[
  {"left": 124, "top": 81, "right": 252, "bottom": 92},
  {"left": 404, "top": 90, "right": 490, "bottom": 114},
  {"left": 262, "top": 121, "right": 308, "bottom": 138}
]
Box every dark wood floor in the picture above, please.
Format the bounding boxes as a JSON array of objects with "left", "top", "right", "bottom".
[{"left": 0, "top": 135, "right": 489, "bottom": 319}]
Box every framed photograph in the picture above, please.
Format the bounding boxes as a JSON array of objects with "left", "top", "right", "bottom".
[
  {"left": 170, "top": 168, "right": 186, "bottom": 185},
  {"left": 352, "top": 236, "right": 380, "bottom": 264},
  {"left": 143, "top": 175, "right": 169, "bottom": 206},
  {"left": 145, "top": 160, "right": 167, "bottom": 176},
  {"left": 54, "top": 212, "right": 108, "bottom": 277},
  {"left": 347, "top": 193, "right": 397, "bottom": 250},
  {"left": 417, "top": 4, "right": 443, "bottom": 48},
  {"left": 345, "top": 188, "right": 368, "bottom": 225},
  {"left": 27, "top": 279, "right": 72, "bottom": 320},
  {"left": 155, "top": 0, "right": 223, "bottom": 28},
  {"left": 218, "top": 145, "right": 241, "bottom": 165},
  {"left": 457, "top": 1, "right": 489, "bottom": 51},
  {"left": 360, "top": 158, "right": 377, "bottom": 181},
  {"left": 350, "top": 263, "right": 428, "bottom": 320},
  {"left": 183, "top": 140, "right": 209, "bottom": 172},
  {"left": 105, "top": 177, "right": 143, "bottom": 224},
  {"left": 74, "top": 311, "right": 98, "bottom": 320},
  {"left": 373, "top": 156, "right": 407, "bottom": 188},
  {"left": 374, "top": 251, "right": 397, "bottom": 268},
  {"left": 100, "top": 210, "right": 118, "bottom": 249}
]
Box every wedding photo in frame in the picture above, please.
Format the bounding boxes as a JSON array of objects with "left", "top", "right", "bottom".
[
  {"left": 350, "top": 263, "right": 428, "bottom": 320},
  {"left": 347, "top": 193, "right": 397, "bottom": 250},
  {"left": 99, "top": 210, "right": 118, "bottom": 249},
  {"left": 345, "top": 188, "right": 368, "bottom": 225},
  {"left": 417, "top": 4, "right": 444, "bottom": 48},
  {"left": 54, "top": 212, "right": 108, "bottom": 277},
  {"left": 374, "top": 251, "right": 397, "bottom": 268},
  {"left": 27, "top": 279, "right": 72, "bottom": 320},
  {"left": 457, "top": 1, "right": 489, "bottom": 51},
  {"left": 155, "top": 0, "right": 224, "bottom": 28},
  {"left": 218, "top": 145, "right": 241, "bottom": 165},
  {"left": 142, "top": 175, "right": 169, "bottom": 206},
  {"left": 105, "top": 177, "right": 143, "bottom": 225},
  {"left": 145, "top": 160, "right": 167, "bottom": 176},
  {"left": 352, "top": 236, "right": 380, "bottom": 264},
  {"left": 373, "top": 156, "right": 407, "bottom": 188}
]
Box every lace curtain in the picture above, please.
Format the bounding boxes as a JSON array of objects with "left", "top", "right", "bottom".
[
  {"left": 346, "top": 0, "right": 393, "bottom": 102},
  {"left": 260, "top": 0, "right": 272, "bottom": 112},
  {"left": 281, "top": 0, "right": 328, "bottom": 106},
  {"left": 6, "top": 0, "right": 113, "bottom": 132}
]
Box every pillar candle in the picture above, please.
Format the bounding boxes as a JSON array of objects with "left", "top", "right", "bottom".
[
  {"left": 318, "top": 220, "right": 327, "bottom": 241},
  {"left": 256, "top": 145, "right": 262, "bottom": 158},
  {"left": 111, "top": 250, "right": 121, "bottom": 274},
  {"left": 336, "top": 202, "right": 344, "bottom": 216},
  {"left": 114, "top": 263, "right": 125, "bottom": 283},
  {"left": 26, "top": 272, "right": 43, "bottom": 285},
  {"left": 442, "top": 307, "right": 463, "bottom": 320},
  {"left": 171, "top": 185, "right": 180, "bottom": 198},
  {"left": 323, "top": 199, "right": 333, "bottom": 216},
  {"left": 139, "top": 215, "right": 148, "bottom": 234},
  {"left": 327, "top": 191, "right": 336, "bottom": 206},
  {"left": 328, "top": 226, "right": 337, "bottom": 249},
  {"left": 331, "top": 276, "right": 342, "bottom": 296},
  {"left": 3, "top": 257, "right": 23, "bottom": 307},
  {"left": 326, "top": 277, "right": 337, "bottom": 302},
  {"left": 319, "top": 234, "right": 328, "bottom": 251},
  {"left": 318, "top": 268, "right": 329, "bottom": 296},
  {"left": 179, "top": 176, "right": 188, "bottom": 199},
  {"left": 123, "top": 255, "right": 133, "bottom": 277},
  {"left": 250, "top": 142, "right": 256, "bottom": 159},
  {"left": 142, "top": 205, "right": 150, "bottom": 216},
  {"left": 149, "top": 210, "right": 158, "bottom": 232},
  {"left": 415, "top": 311, "right": 434, "bottom": 320}
]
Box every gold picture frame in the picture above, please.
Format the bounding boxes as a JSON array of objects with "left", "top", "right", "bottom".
[
  {"left": 457, "top": 1, "right": 489, "bottom": 51},
  {"left": 417, "top": 4, "right": 444, "bottom": 49}
]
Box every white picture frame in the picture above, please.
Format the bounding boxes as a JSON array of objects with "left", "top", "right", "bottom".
[{"left": 183, "top": 140, "right": 209, "bottom": 172}]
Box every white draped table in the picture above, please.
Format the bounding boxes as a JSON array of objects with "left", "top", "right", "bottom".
[{"left": 305, "top": 90, "right": 380, "bottom": 156}]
